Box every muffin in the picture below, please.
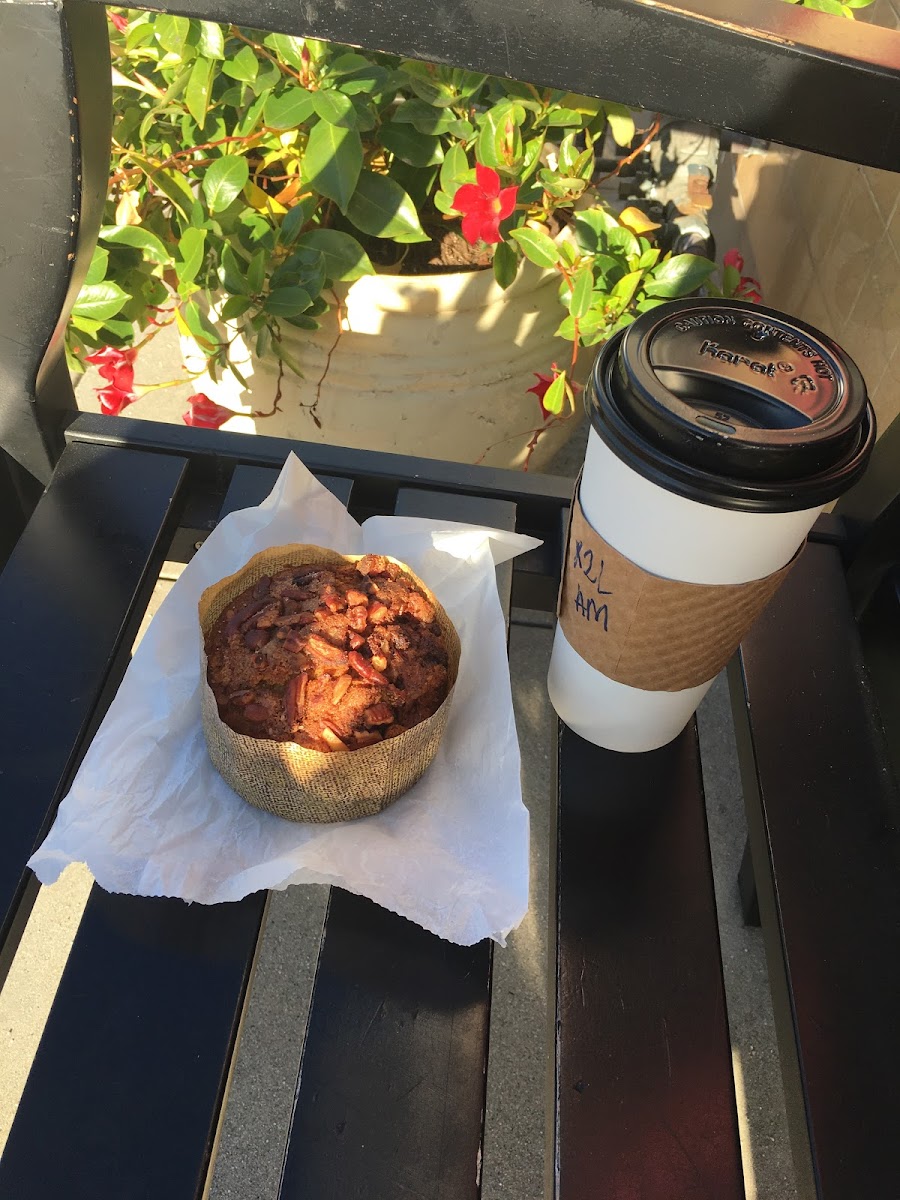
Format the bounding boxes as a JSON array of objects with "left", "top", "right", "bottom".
[
  {"left": 198, "top": 545, "right": 460, "bottom": 823},
  {"left": 205, "top": 554, "right": 451, "bottom": 751}
]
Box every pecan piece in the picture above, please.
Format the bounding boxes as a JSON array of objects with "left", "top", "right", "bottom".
[
  {"left": 348, "top": 631, "right": 365, "bottom": 650},
  {"left": 244, "top": 628, "right": 270, "bottom": 650},
  {"left": 371, "top": 654, "right": 388, "bottom": 674},
  {"left": 224, "top": 597, "right": 269, "bottom": 637},
  {"left": 284, "top": 672, "right": 307, "bottom": 726},
  {"left": 255, "top": 601, "right": 282, "bottom": 628},
  {"left": 322, "top": 588, "right": 345, "bottom": 613},
  {"left": 363, "top": 703, "right": 394, "bottom": 727},
  {"left": 281, "top": 585, "right": 310, "bottom": 602},
  {"left": 307, "top": 634, "right": 348, "bottom": 667},
  {"left": 349, "top": 651, "right": 389, "bottom": 686},
  {"left": 346, "top": 588, "right": 369, "bottom": 608},
  {"left": 347, "top": 605, "right": 368, "bottom": 633},
  {"left": 320, "top": 724, "right": 348, "bottom": 752},
  {"left": 252, "top": 574, "right": 272, "bottom": 600},
  {"left": 367, "top": 601, "right": 390, "bottom": 625},
  {"left": 354, "top": 730, "right": 383, "bottom": 747},
  {"left": 332, "top": 675, "right": 352, "bottom": 705},
  {"left": 357, "top": 554, "right": 390, "bottom": 576},
  {"left": 228, "top": 689, "right": 255, "bottom": 705},
  {"left": 244, "top": 703, "right": 269, "bottom": 722}
]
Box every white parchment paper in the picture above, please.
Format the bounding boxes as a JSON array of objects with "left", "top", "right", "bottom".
[{"left": 29, "top": 454, "right": 541, "bottom": 945}]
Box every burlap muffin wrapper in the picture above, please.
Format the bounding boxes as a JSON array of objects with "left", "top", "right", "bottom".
[{"left": 199, "top": 544, "right": 461, "bottom": 824}]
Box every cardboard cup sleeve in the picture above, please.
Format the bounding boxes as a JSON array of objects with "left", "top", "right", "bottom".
[
  {"left": 199, "top": 545, "right": 461, "bottom": 823},
  {"left": 558, "top": 490, "right": 801, "bottom": 693}
]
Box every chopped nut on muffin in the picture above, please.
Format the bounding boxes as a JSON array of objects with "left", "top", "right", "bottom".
[{"left": 205, "top": 555, "right": 450, "bottom": 752}]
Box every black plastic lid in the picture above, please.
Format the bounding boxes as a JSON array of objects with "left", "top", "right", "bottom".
[{"left": 587, "top": 297, "right": 876, "bottom": 512}]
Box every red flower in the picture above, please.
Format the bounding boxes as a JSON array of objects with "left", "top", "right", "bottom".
[
  {"left": 108, "top": 11, "right": 129, "bottom": 32},
  {"left": 723, "top": 247, "right": 763, "bottom": 304},
  {"left": 85, "top": 345, "right": 135, "bottom": 393},
  {"left": 183, "top": 393, "right": 232, "bottom": 429},
  {"left": 453, "top": 165, "right": 518, "bottom": 246},
  {"left": 527, "top": 371, "right": 557, "bottom": 422},
  {"left": 85, "top": 346, "right": 137, "bottom": 415},
  {"left": 723, "top": 248, "right": 744, "bottom": 273},
  {"left": 96, "top": 386, "right": 135, "bottom": 416}
]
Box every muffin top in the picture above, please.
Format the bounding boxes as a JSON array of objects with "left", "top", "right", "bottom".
[{"left": 205, "top": 554, "right": 450, "bottom": 752}]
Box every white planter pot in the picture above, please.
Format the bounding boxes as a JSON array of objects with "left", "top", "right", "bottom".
[{"left": 181, "top": 256, "right": 583, "bottom": 470}]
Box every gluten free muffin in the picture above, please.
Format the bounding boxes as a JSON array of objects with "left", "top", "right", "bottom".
[{"left": 205, "top": 554, "right": 450, "bottom": 753}]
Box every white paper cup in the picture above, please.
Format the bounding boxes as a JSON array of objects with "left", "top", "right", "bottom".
[{"left": 549, "top": 298, "right": 876, "bottom": 753}]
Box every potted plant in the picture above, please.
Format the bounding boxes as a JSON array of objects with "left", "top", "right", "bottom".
[{"left": 71, "top": 12, "right": 745, "bottom": 468}]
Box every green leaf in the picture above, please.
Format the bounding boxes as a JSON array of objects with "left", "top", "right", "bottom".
[
  {"left": 185, "top": 55, "right": 214, "bottom": 126},
  {"left": 311, "top": 89, "right": 356, "bottom": 127},
  {"left": 70, "top": 314, "right": 104, "bottom": 335},
  {"left": 84, "top": 245, "right": 109, "bottom": 286},
  {"left": 265, "top": 286, "right": 313, "bottom": 316},
  {"left": 509, "top": 226, "right": 561, "bottom": 269},
  {"left": 345, "top": 170, "right": 428, "bottom": 241},
  {"left": 569, "top": 265, "right": 594, "bottom": 319},
  {"left": 327, "top": 51, "right": 372, "bottom": 75},
  {"left": 541, "top": 108, "right": 584, "bottom": 127},
  {"left": 304, "top": 121, "right": 362, "bottom": 212},
  {"left": 439, "top": 143, "right": 470, "bottom": 195},
  {"left": 477, "top": 103, "right": 523, "bottom": 171},
  {"left": 197, "top": 20, "right": 225, "bottom": 58},
  {"left": 723, "top": 263, "right": 742, "bottom": 296},
  {"left": 644, "top": 253, "right": 715, "bottom": 298},
  {"left": 399, "top": 60, "right": 457, "bottom": 106},
  {"left": 265, "top": 33, "right": 307, "bottom": 69},
  {"left": 611, "top": 268, "right": 643, "bottom": 307},
  {"left": 72, "top": 281, "right": 130, "bottom": 321},
  {"left": 247, "top": 248, "right": 267, "bottom": 293},
  {"left": 155, "top": 14, "right": 189, "bottom": 54},
  {"left": 294, "top": 229, "right": 374, "bottom": 281},
  {"left": 180, "top": 299, "right": 221, "bottom": 348},
  {"left": 393, "top": 99, "right": 462, "bottom": 135},
  {"left": 638, "top": 246, "right": 661, "bottom": 270},
  {"left": 521, "top": 136, "right": 545, "bottom": 182},
  {"left": 559, "top": 92, "right": 603, "bottom": 117},
  {"left": 282, "top": 314, "right": 321, "bottom": 331},
  {"left": 175, "top": 226, "right": 206, "bottom": 286},
  {"left": 542, "top": 371, "right": 567, "bottom": 416},
  {"left": 573, "top": 207, "right": 620, "bottom": 252},
  {"left": 100, "top": 224, "right": 169, "bottom": 264},
  {"left": 223, "top": 44, "right": 258, "bottom": 81},
  {"left": 380, "top": 123, "right": 443, "bottom": 166},
  {"left": 220, "top": 294, "right": 254, "bottom": 321},
  {"left": 603, "top": 102, "right": 635, "bottom": 147},
  {"left": 262, "top": 88, "right": 314, "bottom": 130},
  {"left": 492, "top": 241, "right": 518, "bottom": 290},
  {"left": 278, "top": 198, "right": 315, "bottom": 244},
  {"left": 202, "top": 156, "right": 250, "bottom": 213},
  {"left": 220, "top": 243, "right": 248, "bottom": 294}
]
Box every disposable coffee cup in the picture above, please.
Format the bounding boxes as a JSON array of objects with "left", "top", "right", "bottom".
[{"left": 548, "top": 297, "right": 876, "bottom": 752}]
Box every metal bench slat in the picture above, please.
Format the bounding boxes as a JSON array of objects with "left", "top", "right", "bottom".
[
  {"left": 278, "top": 487, "right": 516, "bottom": 1200},
  {"left": 554, "top": 726, "right": 744, "bottom": 1200},
  {"left": 0, "top": 463, "right": 291, "bottom": 1200},
  {"left": 729, "top": 542, "right": 900, "bottom": 1199},
  {"left": 0, "top": 442, "right": 189, "bottom": 980}
]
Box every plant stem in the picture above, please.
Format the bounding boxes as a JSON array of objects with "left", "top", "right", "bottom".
[{"left": 595, "top": 114, "right": 662, "bottom": 186}]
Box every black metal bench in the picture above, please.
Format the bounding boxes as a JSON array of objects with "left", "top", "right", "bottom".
[{"left": 1, "top": 1, "right": 900, "bottom": 1198}]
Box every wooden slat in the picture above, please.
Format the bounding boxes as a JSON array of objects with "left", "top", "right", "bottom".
[
  {"left": 729, "top": 542, "right": 900, "bottom": 1200},
  {"left": 278, "top": 487, "right": 517, "bottom": 1200},
  {"left": 554, "top": 724, "right": 744, "bottom": 1200},
  {"left": 0, "top": 442, "right": 188, "bottom": 979},
  {"left": 0, "top": 464, "right": 289, "bottom": 1200}
]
